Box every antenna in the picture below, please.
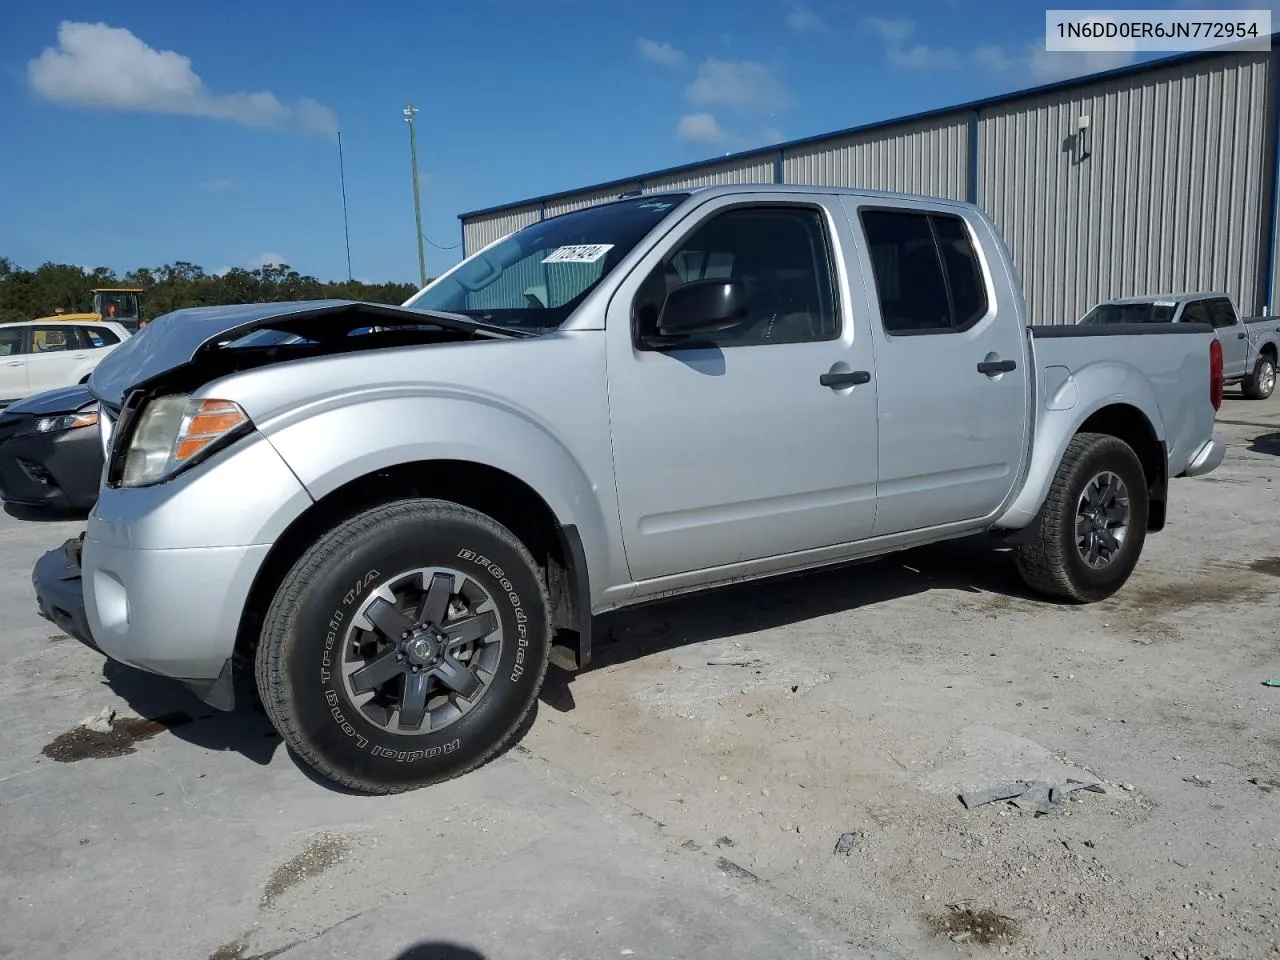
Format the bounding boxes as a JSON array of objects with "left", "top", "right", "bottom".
[
  {"left": 403, "top": 104, "right": 427, "bottom": 287},
  {"left": 338, "top": 130, "right": 353, "bottom": 283}
]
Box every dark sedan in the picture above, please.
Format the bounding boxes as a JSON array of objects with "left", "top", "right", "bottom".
[{"left": 0, "top": 385, "right": 102, "bottom": 510}]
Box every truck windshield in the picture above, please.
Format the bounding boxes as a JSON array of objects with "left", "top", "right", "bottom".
[
  {"left": 403, "top": 194, "right": 690, "bottom": 332},
  {"left": 1078, "top": 302, "right": 1176, "bottom": 325}
]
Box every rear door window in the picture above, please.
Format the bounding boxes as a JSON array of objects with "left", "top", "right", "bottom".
[
  {"left": 1180, "top": 301, "right": 1211, "bottom": 326},
  {"left": 1205, "top": 298, "right": 1238, "bottom": 329},
  {"left": 0, "top": 327, "right": 24, "bottom": 357},
  {"left": 29, "top": 326, "right": 77, "bottom": 352},
  {"left": 859, "top": 209, "right": 991, "bottom": 334}
]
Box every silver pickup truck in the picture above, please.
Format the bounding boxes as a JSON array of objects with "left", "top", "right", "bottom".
[
  {"left": 32, "top": 185, "right": 1225, "bottom": 794},
  {"left": 1079, "top": 291, "right": 1280, "bottom": 399}
]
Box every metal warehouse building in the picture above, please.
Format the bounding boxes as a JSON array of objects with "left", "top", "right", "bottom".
[{"left": 458, "top": 40, "right": 1280, "bottom": 326}]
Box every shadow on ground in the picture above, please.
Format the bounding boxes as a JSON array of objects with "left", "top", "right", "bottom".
[
  {"left": 538, "top": 533, "right": 1034, "bottom": 714},
  {"left": 3, "top": 501, "right": 92, "bottom": 523},
  {"left": 392, "top": 943, "right": 486, "bottom": 959},
  {"left": 89, "top": 534, "right": 1031, "bottom": 787},
  {"left": 1249, "top": 431, "right": 1280, "bottom": 456},
  {"left": 100, "top": 659, "right": 281, "bottom": 766}
]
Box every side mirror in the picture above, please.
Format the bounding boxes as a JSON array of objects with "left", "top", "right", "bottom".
[{"left": 656, "top": 279, "right": 750, "bottom": 338}]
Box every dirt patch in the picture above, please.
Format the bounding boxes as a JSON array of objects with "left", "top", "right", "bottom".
[
  {"left": 261, "top": 833, "right": 351, "bottom": 907},
  {"left": 1111, "top": 574, "right": 1266, "bottom": 615},
  {"left": 206, "top": 940, "right": 291, "bottom": 960},
  {"left": 46, "top": 634, "right": 68, "bottom": 643},
  {"left": 1248, "top": 557, "right": 1280, "bottom": 577},
  {"left": 929, "top": 906, "right": 1018, "bottom": 946},
  {"left": 41, "top": 712, "right": 192, "bottom": 762}
]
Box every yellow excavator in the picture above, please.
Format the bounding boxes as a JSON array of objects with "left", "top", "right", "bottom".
[{"left": 36, "top": 288, "right": 145, "bottom": 333}]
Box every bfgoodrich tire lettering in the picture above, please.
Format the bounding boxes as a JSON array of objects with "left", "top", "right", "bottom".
[
  {"left": 255, "top": 498, "right": 551, "bottom": 794},
  {"left": 1014, "top": 432, "right": 1149, "bottom": 603}
]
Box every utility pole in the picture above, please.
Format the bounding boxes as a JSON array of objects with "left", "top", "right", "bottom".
[
  {"left": 403, "top": 103, "right": 427, "bottom": 287},
  {"left": 337, "top": 130, "right": 353, "bottom": 283}
]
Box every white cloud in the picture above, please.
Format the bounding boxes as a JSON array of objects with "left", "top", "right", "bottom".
[
  {"left": 866, "top": 18, "right": 1136, "bottom": 81},
  {"left": 761, "top": 126, "right": 785, "bottom": 145},
  {"left": 28, "top": 21, "right": 338, "bottom": 140},
  {"left": 787, "top": 8, "right": 827, "bottom": 33},
  {"left": 1028, "top": 45, "right": 1135, "bottom": 80},
  {"left": 638, "top": 38, "right": 688, "bottom": 68},
  {"left": 865, "top": 17, "right": 960, "bottom": 69},
  {"left": 686, "top": 59, "right": 793, "bottom": 111},
  {"left": 418, "top": 169, "right": 432, "bottom": 188},
  {"left": 199, "top": 178, "right": 237, "bottom": 194},
  {"left": 973, "top": 44, "right": 1015, "bottom": 71},
  {"left": 245, "top": 252, "right": 288, "bottom": 269},
  {"left": 677, "top": 112, "right": 727, "bottom": 142}
]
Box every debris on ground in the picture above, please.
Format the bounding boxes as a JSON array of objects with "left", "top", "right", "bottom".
[
  {"left": 958, "top": 779, "right": 1105, "bottom": 814},
  {"left": 1182, "top": 775, "right": 1215, "bottom": 787},
  {"left": 930, "top": 906, "right": 1018, "bottom": 945},
  {"left": 714, "top": 836, "right": 736, "bottom": 848},
  {"left": 1247, "top": 777, "right": 1279, "bottom": 793},
  {"left": 81, "top": 706, "right": 115, "bottom": 733},
  {"left": 706, "top": 655, "right": 764, "bottom": 667},
  {"left": 834, "top": 831, "right": 867, "bottom": 855},
  {"left": 1262, "top": 679, "right": 1280, "bottom": 688}
]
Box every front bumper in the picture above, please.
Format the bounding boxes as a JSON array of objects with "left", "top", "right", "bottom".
[
  {"left": 31, "top": 531, "right": 269, "bottom": 711},
  {"left": 1180, "top": 436, "right": 1226, "bottom": 478},
  {"left": 32, "top": 535, "right": 97, "bottom": 649},
  {"left": 0, "top": 426, "right": 102, "bottom": 509}
]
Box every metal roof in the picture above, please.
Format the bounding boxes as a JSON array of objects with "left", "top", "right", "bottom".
[{"left": 460, "top": 36, "right": 1280, "bottom": 221}]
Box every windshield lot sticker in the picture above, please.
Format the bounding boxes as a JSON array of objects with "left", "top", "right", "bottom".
[{"left": 542, "top": 244, "right": 614, "bottom": 264}]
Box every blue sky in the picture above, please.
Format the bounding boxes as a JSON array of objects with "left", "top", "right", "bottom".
[{"left": 0, "top": 0, "right": 1264, "bottom": 285}]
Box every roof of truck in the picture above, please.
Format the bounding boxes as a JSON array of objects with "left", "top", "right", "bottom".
[{"left": 1098, "top": 291, "right": 1232, "bottom": 306}]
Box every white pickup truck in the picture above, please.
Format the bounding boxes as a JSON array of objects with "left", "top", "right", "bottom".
[
  {"left": 33, "top": 185, "right": 1225, "bottom": 793},
  {"left": 1079, "top": 291, "right": 1280, "bottom": 399}
]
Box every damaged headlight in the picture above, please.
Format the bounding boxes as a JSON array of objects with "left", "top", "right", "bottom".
[{"left": 120, "top": 395, "right": 250, "bottom": 487}]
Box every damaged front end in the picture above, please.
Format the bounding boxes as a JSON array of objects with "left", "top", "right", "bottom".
[{"left": 33, "top": 299, "right": 524, "bottom": 711}]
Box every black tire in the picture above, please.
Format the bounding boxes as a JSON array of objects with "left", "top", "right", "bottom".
[
  {"left": 255, "top": 498, "right": 551, "bottom": 794},
  {"left": 1242, "top": 353, "right": 1276, "bottom": 400},
  {"left": 1014, "top": 432, "right": 1148, "bottom": 603}
]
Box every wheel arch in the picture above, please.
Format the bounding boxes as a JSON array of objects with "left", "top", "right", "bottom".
[
  {"left": 234, "top": 459, "right": 594, "bottom": 679},
  {"left": 997, "top": 394, "right": 1167, "bottom": 538}
]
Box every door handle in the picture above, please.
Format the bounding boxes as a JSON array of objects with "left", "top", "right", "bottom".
[
  {"left": 1237, "top": 332, "right": 1247, "bottom": 339},
  {"left": 977, "top": 359, "right": 1017, "bottom": 375},
  {"left": 72, "top": 353, "right": 88, "bottom": 359},
  {"left": 6, "top": 361, "right": 23, "bottom": 367},
  {"left": 820, "top": 370, "right": 871, "bottom": 388}
]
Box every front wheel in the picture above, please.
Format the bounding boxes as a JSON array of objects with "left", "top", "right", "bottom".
[
  {"left": 1242, "top": 354, "right": 1276, "bottom": 400},
  {"left": 1014, "top": 433, "right": 1149, "bottom": 603},
  {"left": 255, "top": 498, "right": 552, "bottom": 794}
]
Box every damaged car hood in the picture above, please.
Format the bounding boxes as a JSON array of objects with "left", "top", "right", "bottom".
[{"left": 87, "top": 299, "right": 522, "bottom": 407}]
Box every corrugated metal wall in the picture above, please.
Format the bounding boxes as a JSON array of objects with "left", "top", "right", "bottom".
[
  {"left": 781, "top": 113, "right": 970, "bottom": 200},
  {"left": 980, "top": 50, "right": 1270, "bottom": 324},
  {"left": 545, "top": 184, "right": 643, "bottom": 218},
  {"left": 462, "top": 204, "right": 541, "bottom": 257},
  {"left": 460, "top": 49, "right": 1276, "bottom": 322},
  {"left": 644, "top": 155, "right": 776, "bottom": 192}
]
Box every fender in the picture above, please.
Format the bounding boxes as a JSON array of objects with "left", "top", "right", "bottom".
[
  {"left": 995, "top": 359, "right": 1166, "bottom": 531},
  {"left": 256, "top": 389, "right": 620, "bottom": 611}
]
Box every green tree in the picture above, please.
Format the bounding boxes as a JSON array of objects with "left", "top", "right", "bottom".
[{"left": 0, "top": 258, "right": 422, "bottom": 323}]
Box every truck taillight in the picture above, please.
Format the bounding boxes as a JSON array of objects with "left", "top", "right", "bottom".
[{"left": 1209, "top": 338, "right": 1223, "bottom": 411}]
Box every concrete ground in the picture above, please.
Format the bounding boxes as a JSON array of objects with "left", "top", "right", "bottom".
[{"left": 1, "top": 392, "right": 1278, "bottom": 960}]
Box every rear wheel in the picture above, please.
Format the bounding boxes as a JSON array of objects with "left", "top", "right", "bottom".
[
  {"left": 1014, "top": 432, "right": 1148, "bottom": 603},
  {"left": 255, "top": 498, "right": 551, "bottom": 794},
  {"left": 1242, "top": 353, "right": 1276, "bottom": 400}
]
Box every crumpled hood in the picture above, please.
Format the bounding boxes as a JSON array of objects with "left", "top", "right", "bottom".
[
  {"left": 86, "top": 299, "right": 513, "bottom": 407},
  {"left": 1, "top": 384, "right": 96, "bottom": 417}
]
